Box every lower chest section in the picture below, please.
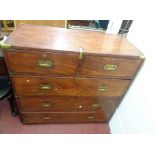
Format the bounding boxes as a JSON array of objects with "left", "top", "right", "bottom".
[
  {"left": 12, "top": 76, "right": 125, "bottom": 124},
  {"left": 17, "top": 97, "right": 120, "bottom": 124},
  {"left": 5, "top": 50, "right": 143, "bottom": 124}
]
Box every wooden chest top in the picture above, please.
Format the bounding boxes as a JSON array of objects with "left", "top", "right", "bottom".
[{"left": 5, "top": 24, "right": 142, "bottom": 58}]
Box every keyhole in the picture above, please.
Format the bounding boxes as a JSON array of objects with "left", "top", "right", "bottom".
[
  {"left": 43, "top": 53, "right": 47, "bottom": 58},
  {"left": 112, "top": 58, "right": 115, "bottom": 62}
]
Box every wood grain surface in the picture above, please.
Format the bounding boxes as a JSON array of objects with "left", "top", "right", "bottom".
[
  {"left": 6, "top": 50, "right": 79, "bottom": 76},
  {"left": 5, "top": 24, "right": 142, "bottom": 58},
  {"left": 11, "top": 76, "right": 131, "bottom": 98}
]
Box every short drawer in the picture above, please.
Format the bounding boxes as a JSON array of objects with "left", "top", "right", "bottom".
[
  {"left": 80, "top": 55, "right": 142, "bottom": 78},
  {"left": 79, "top": 78, "right": 131, "bottom": 97},
  {"left": 12, "top": 76, "right": 81, "bottom": 96},
  {"left": 20, "top": 112, "right": 107, "bottom": 124},
  {"left": 6, "top": 50, "right": 79, "bottom": 76},
  {"left": 17, "top": 97, "right": 119, "bottom": 115},
  {"left": 12, "top": 76, "right": 131, "bottom": 98}
]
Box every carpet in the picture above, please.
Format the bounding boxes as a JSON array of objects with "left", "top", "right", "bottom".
[{"left": 0, "top": 100, "right": 110, "bottom": 134}]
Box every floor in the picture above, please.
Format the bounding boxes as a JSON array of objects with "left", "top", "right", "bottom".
[{"left": 0, "top": 100, "right": 110, "bottom": 134}]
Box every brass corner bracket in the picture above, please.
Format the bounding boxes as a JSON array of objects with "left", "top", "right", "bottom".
[
  {"left": 139, "top": 54, "right": 145, "bottom": 60},
  {"left": 0, "top": 43, "right": 11, "bottom": 49},
  {"left": 79, "top": 47, "right": 84, "bottom": 60}
]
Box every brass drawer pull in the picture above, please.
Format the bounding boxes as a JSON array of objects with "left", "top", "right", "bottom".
[
  {"left": 40, "top": 84, "right": 52, "bottom": 90},
  {"left": 42, "top": 104, "right": 52, "bottom": 107},
  {"left": 104, "top": 64, "right": 118, "bottom": 71},
  {"left": 43, "top": 117, "right": 51, "bottom": 120},
  {"left": 87, "top": 116, "right": 94, "bottom": 119},
  {"left": 37, "top": 60, "right": 53, "bottom": 68},
  {"left": 97, "top": 85, "right": 107, "bottom": 92},
  {"left": 91, "top": 104, "right": 99, "bottom": 108}
]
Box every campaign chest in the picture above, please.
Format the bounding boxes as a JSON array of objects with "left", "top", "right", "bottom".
[{"left": 3, "top": 24, "right": 144, "bottom": 124}]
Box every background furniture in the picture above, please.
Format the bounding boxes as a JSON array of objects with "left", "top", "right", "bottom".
[
  {"left": 0, "top": 76, "right": 17, "bottom": 116},
  {"left": 0, "top": 57, "right": 8, "bottom": 76},
  {"left": 3, "top": 24, "right": 144, "bottom": 124},
  {"left": 0, "top": 26, "right": 17, "bottom": 116},
  {"left": 0, "top": 20, "right": 66, "bottom": 33}
]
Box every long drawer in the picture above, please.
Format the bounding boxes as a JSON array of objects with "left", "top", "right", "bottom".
[
  {"left": 12, "top": 76, "right": 131, "bottom": 98},
  {"left": 17, "top": 97, "right": 119, "bottom": 114},
  {"left": 6, "top": 50, "right": 79, "bottom": 76},
  {"left": 20, "top": 112, "right": 107, "bottom": 124}
]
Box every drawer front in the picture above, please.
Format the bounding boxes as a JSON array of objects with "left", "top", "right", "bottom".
[
  {"left": 20, "top": 112, "right": 107, "bottom": 124},
  {"left": 17, "top": 97, "right": 119, "bottom": 115},
  {"left": 80, "top": 56, "right": 142, "bottom": 78},
  {"left": 12, "top": 76, "right": 81, "bottom": 96},
  {"left": 12, "top": 76, "right": 131, "bottom": 97},
  {"left": 6, "top": 50, "right": 79, "bottom": 76},
  {"left": 79, "top": 78, "right": 131, "bottom": 97}
]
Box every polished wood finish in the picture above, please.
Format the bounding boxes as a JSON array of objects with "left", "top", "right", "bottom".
[
  {"left": 80, "top": 55, "right": 142, "bottom": 78},
  {"left": 79, "top": 78, "right": 131, "bottom": 97},
  {"left": 11, "top": 76, "right": 131, "bottom": 97},
  {"left": 4, "top": 24, "right": 144, "bottom": 124},
  {"left": 6, "top": 50, "right": 142, "bottom": 78},
  {"left": 6, "top": 24, "right": 141, "bottom": 58},
  {"left": 17, "top": 97, "right": 119, "bottom": 114},
  {"left": 6, "top": 50, "right": 79, "bottom": 76},
  {"left": 0, "top": 58, "right": 8, "bottom": 76},
  {"left": 11, "top": 76, "right": 81, "bottom": 97},
  {"left": 20, "top": 112, "right": 107, "bottom": 124}
]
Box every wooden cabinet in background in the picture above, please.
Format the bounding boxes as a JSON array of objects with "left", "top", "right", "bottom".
[
  {"left": 1, "top": 20, "right": 66, "bottom": 32},
  {"left": 15, "top": 20, "right": 66, "bottom": 28}
]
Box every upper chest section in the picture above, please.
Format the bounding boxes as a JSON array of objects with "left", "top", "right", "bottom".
[
  {"left": 5, "top": 24, "right": 141, "bottom": 57},
  {"left": 4, "top": 24, "right": 144, "bottom": 79}
]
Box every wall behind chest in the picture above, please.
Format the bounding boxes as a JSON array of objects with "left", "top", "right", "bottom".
[{"left": 109, "top": 20, "right": 155, "bottom": 133}]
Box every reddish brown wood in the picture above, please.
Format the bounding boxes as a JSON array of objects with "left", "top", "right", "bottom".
[
  {"left": 17, "top": 97, "right": 119, "bottom": 117},
  {"left": 79, "top": 78, "right": 131, "bottom": 97},
  {"left": 11, "top": 76, "right": 81, "bottom": 96},
  {"left": 5, "top": 24, "right": 142, "bottom": 58},
  {"left": 20, "top": 112, "right": 107, "bottom": 124},
  {"left": 6, "top": 50, "right": 79, "bottom": 76},
  {"left": 3, "top": 24, "right": 145, "bottom": 124},
  {"left": 80, "top": 55, "right": 142, "bottom": 78},
  {"left": 11, "top": 76, "right": 131, "bottom": 98}
]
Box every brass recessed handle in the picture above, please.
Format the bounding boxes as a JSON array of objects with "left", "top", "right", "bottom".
[
  {"left": 42, "top": 117, "right": 51, "bottom": 120},
  {"left": 104, "top": 64, "right": 118, "bottom": 71},
  {"left": 91, "top": 104, "right": 99, "bottom": 108},
  {"left": 97, "top": 85, "right": 107, "bottom": 92},
  {"left": 87, "top": 116, "right": 94, "bottom": 119},
  {"left": 40, "top": 84, "right": 52, "bottom": 90},
  {"left": 37, "top": 60, "right": 53, "bottom": 68},
  {"left": 42, "top": 103, "right": 52, "bottom": 107}
]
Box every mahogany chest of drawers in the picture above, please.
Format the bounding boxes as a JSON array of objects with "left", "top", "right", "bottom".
[{"left": 2, "top": 24, "right": 144, "bottom": 124}]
